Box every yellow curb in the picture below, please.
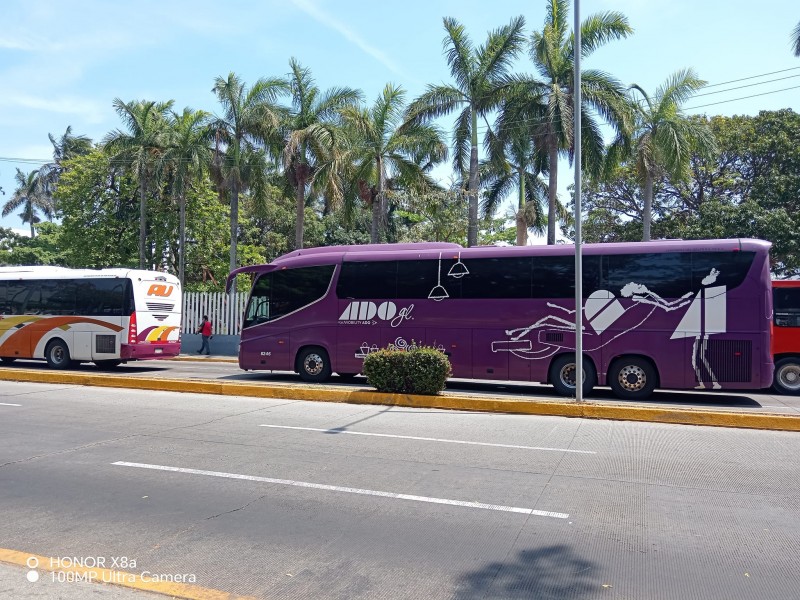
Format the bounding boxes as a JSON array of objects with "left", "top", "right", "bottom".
[
  {"left": 0, "top": 547, "right": 257, "bottom": 600},
  {"left": 1, "top": 367, "right": 799, "bottom": 432}
]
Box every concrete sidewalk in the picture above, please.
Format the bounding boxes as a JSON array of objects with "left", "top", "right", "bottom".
[{"left": 1, "top": 358, "right": 799, "bottom": 433}]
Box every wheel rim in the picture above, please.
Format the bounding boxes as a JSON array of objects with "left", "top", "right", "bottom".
[
  {"left": 558, "top": 363, "right": 580, "bottom": 388},
  {"left": 617, "top": 364, "right": 646, "bottom": 392},
  {"left": 303, "top": 353, "right": 324, "bottom": 377},
  {"left": 51, "top": 346, "right": 65, "bottom": 365},
  {"left": 777, "top": 364, "right": 800, "bottom": 392}
]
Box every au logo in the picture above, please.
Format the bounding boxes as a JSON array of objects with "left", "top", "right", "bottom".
[{"left": 147, "top": 284, "right": 174, "bottom": 297}]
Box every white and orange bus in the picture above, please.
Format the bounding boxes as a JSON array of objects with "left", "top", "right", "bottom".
[{"left": 0, "top": 267, "right": 181, "bottom": 369}]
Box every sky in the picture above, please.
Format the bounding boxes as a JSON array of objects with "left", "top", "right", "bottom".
[{"left": 1, "top": 0, "right": 798, "bottom": 235}]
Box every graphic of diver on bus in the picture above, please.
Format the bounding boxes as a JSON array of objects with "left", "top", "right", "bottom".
[{"left": 491, "top": 268, "right": 726, "bottom": 388}]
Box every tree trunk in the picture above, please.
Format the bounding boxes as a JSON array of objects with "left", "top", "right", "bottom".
[
  {"left": 516, "top": 167, "right": 527, "bottom": 246},
  {"left": 547, "top": 138, "right": 558, "bottom": 246},
  {"left": 642, "top": 173, "right": 653, "bottom": 241},
  {"left": 229, "top": 178, "right": 238, "bottom": 294},
  {"left": 139, "top": 173, "right": 147, "bottom": 269},
  {"left": 371, "top": 157, "right": 386, "bottom": 244},
  {"left": 179, "top": 192, "right": 186, "bottom": 286},
  {"left": 295, "top": 170, "right": 306, "bottom": 250},
  {"left": 467, "top": 108, "right": 479, "bottom": 247}
]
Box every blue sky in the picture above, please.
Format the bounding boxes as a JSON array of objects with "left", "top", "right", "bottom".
[{"left": 1, "top": 0, "right": 798, "bottom": 234}]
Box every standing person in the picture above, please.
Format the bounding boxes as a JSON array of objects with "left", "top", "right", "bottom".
[{"left": 196, "top": 315, "right": 212, "bottom": 355}]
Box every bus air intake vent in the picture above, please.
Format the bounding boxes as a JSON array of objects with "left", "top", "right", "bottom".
[
  {"left": 702, "top": 339, "right": 752, "bottom": 383},
  {"left": 545, "top": 332, "right": 564, "bottom": 343},
  {"left": 153, "top": 314, "right": 168, "bottom": 322},
  {"left": 96, "top": 335, "right": 116, "bottom": 354},
  {"left": 146, "top": 302, "right": 174, "bottom": 312}
]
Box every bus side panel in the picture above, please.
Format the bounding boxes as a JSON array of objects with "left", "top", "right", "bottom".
[{"left": 239, "top": 327, "right": 293, "bottom": 372}]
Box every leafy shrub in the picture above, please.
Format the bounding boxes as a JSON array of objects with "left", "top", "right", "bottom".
[{"left": 363, "top": 345, "right": 452, "bottom": 395}]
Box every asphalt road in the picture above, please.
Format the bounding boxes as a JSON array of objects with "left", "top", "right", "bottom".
[{"left": 1, "top": 380, "right": 799, "bottom": 599}]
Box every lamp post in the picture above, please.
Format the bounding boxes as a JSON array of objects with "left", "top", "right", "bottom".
[{"left": 574, "top": 0, "right": 584, "bottom": 402}]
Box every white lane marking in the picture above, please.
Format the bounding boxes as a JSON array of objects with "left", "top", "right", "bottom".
[
  {"left": 0, "top": 402, "right": 22, "bottom": 407},
  {"left": 112, "top": 461, "right": 569, "bottom": 519},
  {"left": 259, "top": 424, "right": 596, "bottom": 454}
]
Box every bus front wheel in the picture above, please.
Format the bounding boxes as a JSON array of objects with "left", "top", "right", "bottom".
[
  {"left": 45, "top": 339, "right": 72, "bottom": 370},
  {"left": 609, "top": 357, "right": 657, "bottom": 400},
  {"left": 772, "top": 357, "right": 800, "bottom": 395},
  {"left": 549, "top": 354, "right": 596, "bottom": 397},
  {"left": 297, "top": 347, "right": 332, "bottom": 383}
]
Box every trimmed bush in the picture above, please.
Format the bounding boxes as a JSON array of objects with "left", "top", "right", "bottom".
[{"left": 363, "top": 345, "right": 452, "bottom": 395}]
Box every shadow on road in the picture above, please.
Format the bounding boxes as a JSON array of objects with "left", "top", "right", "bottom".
[{"left": 453, "top": 544, "right": 597, "bottom": 600}]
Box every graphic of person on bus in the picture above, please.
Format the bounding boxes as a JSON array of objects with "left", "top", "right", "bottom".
[
  {"left": 670, "top": 268, "right": 726, "bottom": 389},
  {"left": 196, "top": 315, "right": 212, "bottom": 355}
]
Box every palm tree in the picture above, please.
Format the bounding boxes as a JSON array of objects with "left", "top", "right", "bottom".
[
  {"left": 481, "top": 127, "right": 550, "bottom": 246},
  {"left": 341, "top": 83, "right": 447, "bottom": 243},
  {"left": 38, "top": 126, "right": 93, "bottom": 208},
  {"left": 621, "top": 70, "right": 716, "bottom": 241},
  {"left": 164, "top": 108, "right": 212, "bottom": 285},
  {"left": 528, "top": 0, "right": 632, "bottom": 244},
  {"left": 281, "top": 58, "right": 362, "bottom": 249},
  {"left": 103, "top": 99, "right": 174, "bottom": 268},
  {"left": 407, "top": 16, "right": 526, "bottom": 247},
  {"left": 2, "top": 168, "right": 52, "bottom": 237},
  {"left": 793, "top": 20, "right": 800, "bottom": 56},
  {"left": 211, "top": 73, "right": 288, "bottom": 283}
]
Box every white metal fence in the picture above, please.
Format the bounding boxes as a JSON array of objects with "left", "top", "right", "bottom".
[{"left": 182, "top": 292, "right": 248, "bottom": 336}]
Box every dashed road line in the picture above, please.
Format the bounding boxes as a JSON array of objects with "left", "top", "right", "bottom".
[
  {"left": 259, "top": 424, "right": 596, "bottom": 454},
  {"left": 112, "top": 461, "right": 569, "bottom": 519}
]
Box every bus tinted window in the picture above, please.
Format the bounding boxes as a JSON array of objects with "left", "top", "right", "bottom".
[
  {"left": 774, "top": 286, "right": 800, "bottom": 327},
  {"left": 532, "top": 255, "right": 601, "bottom": 298},
  {"left": 337, "top": 261, "right": 397, "bottom": 299},
  {"left": 245, "top": 265, "right": 334, "bottom": 327},
  {"left": 604, "top": 252, "right": 692, "bottom": 298},
  {"left": 460, "top": 257, "right": 531, "bottom": 299},
  {"left": 691, "top": 251, "right": 754, "bottom": 289},
  {"left": 397, "top": 260, "right": 442, "bottom": 299}
]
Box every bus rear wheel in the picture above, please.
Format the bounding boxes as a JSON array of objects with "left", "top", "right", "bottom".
[
  {"left": 609, "top": 357, "right": 657, "bottom": 400},
  {"left": 549, "top": 354, "right": 596, "bottom": 397},
  {"left": 45, "top": 339, "right": 72, "bottom": 370},
  {"left": 297, "top": 347, "right": 332, "bottom": 383},
  {"left": 772, "top": 357, "right": 800, "bottom": 395}
]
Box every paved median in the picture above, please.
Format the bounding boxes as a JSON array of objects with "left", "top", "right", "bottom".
[{"left": 2, "top": 365, "right": 799, "bottom": 432}]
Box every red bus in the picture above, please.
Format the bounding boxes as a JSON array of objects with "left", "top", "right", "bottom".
[
  {"left": 228, "top": 239, "right": 773, "bottom": 401},
  {"left": 771, "top": 280, "right": 800, "bottom": 394}
]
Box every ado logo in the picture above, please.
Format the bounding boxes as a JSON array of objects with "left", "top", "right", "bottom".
[{"left": 339, "top": 301, "right": 413, "bottom": 328}]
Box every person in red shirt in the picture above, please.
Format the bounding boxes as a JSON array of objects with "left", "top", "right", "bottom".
[{"left": 196, "top": 315, "right": 212, "bottom": 355}]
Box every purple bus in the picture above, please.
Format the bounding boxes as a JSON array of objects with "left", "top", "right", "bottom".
[{"left": 226, "top": 239, "right": 773, "bottom": 400}]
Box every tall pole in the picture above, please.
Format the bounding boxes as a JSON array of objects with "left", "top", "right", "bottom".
[{"left": 573, "top": 0, "right": 584, "bottom": 402}]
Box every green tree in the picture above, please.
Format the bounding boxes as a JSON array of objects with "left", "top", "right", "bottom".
[
  {"left": 211, "top": 72, "right": 287, "bottom": 287},
  {"left": 342, "top": 83, "right": 447, "bottom": 243},
  {"left": 281, "top": 58, "right": 361, "bottom": 249},
  {"left": 619, "top": 69, "right": 715, "bottom": 241},
  {"left": 528, "top": 0, "right": 632, "bottom": 244},
  {"left": 407, "top": 16, "right": 526, "bottom": 247},
  {"left": 2, "top": 168, "right": 53, "bottom": 237},
  {"left": 55, "top": 149, "right": 140, "bottom": 267},
  {"left": 103, "top": 99, "right": 174, "bottom": 268},
  {"left": 164, "top": 108, "right": 212, "bottom": 284}
]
